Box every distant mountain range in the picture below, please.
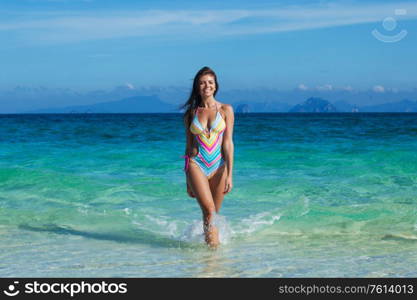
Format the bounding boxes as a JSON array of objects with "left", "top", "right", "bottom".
[
  {"left": 4, "top": 85, "right": 142, "bottom": 113},
  {"left": 236, "top": 98, "right": 417, "bottom": 113},
  {"left": 330, "top": 99, "right": 417, "bottom": 112},
  {"left": 23, "top": 96, "right": 417, "bottom": 114},
  {"left": 0, "top": 84, "right": 415, "bottom": 113},
  {"left": 27, "top": 95, "right": 178, "bottom": 113},
  {"left": 360, "top": 99, "right": 417, "bottom": 112},
  {"left": 332, "top": 99, "right": 417, "bottom": 112}
]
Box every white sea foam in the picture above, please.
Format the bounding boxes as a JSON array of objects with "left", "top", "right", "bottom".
[
  {"left": 132, "top": 214, "right": 182, "bottom": 238},
  {"left": 180, "top": 214, "right": 232, "bottom": 244},
  {"left": 232, "top": 211, "right": 281, "bottom": 235},
  {"left": 144, "top": 214, "right": 179, "bottom": 238}
]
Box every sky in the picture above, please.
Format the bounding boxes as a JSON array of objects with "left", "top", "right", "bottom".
[{"left": 1, "top": 0, "right": 417, "bottom": 93}]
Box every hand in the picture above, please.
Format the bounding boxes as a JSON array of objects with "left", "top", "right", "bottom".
[
  {"left": 224, "top": 176, "right": 233, "bottom": 194},
  {"left": 187, "top": 182, "right": 196, "bottom": 198}
]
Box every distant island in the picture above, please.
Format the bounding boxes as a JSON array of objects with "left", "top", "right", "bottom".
[{"left": 289, "top": 97, "right": 337, "bottom": 113}]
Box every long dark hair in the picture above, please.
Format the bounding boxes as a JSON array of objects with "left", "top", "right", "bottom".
[{"left": 180, "top": 66, "right": 219, "bottom": 126}]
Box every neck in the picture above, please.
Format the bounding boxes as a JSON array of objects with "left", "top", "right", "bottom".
[{"left": 200, "top": 96, "right": 216, "bottom": 108}]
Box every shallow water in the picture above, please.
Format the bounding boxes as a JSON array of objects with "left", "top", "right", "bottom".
[{"left": 1, "top": 113, "right": 417, "bottom": 277}]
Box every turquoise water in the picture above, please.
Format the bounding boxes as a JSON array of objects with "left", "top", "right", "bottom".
[{"left": 1, "top": 113, "right": 417, "bottom": 277}]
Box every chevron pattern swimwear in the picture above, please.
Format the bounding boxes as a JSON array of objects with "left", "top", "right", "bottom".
[{"left": 187, "top": 105, "right": 226, "bottom": 177}]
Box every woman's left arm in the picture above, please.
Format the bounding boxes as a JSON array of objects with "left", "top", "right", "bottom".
[{"left": 222, "top": 104, "right": 234, "bottom": 194}]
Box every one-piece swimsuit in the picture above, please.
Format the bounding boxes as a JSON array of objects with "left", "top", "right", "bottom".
[{"left": 185, "top": 104, "right": 226, "bottom": 177}]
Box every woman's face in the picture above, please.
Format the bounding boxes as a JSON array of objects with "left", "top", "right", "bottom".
[{"left": 198, "top": 74, "right": 216, "bottom": 98}]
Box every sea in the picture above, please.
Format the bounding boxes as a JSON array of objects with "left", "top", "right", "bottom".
[{"left": 1, "top": 113, "right": 417, "bottom": 277}]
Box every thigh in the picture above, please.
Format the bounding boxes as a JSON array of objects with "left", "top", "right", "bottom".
[
  {"left": 208, "top": 163, "right": 228, "bottom": 213},
  {"left": 187, "top": 160, "right": 216, "bottom": 214}
]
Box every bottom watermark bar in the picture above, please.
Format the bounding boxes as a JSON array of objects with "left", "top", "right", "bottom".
[
  {"left": 1, "top": 279, "right": 128, "bottom": 298},
  {"left": 0, "top": 278, "right": 416, "bottom": 298}
]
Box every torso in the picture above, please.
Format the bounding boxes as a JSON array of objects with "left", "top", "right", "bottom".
[
  {"left": 187, "top": 102, "right": 227, "bottom": 177},
  {"left": 190, "top": 102, "right": 226, "bottom": 138},
  {"left": 188, "top": 102, "right": 227, "bottom": 158},
  {"left": 191, "top": 103, "right": 226, "bottom": 130}
]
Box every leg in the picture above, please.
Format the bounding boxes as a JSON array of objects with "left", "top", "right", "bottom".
[
  {"left": 208, "top": 163, "right": 228, "bottom": 213},
  {"left": 187, "top": 161, "right": 220, "bottom": 248}
]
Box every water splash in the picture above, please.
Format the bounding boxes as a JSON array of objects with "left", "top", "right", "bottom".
[{"left": 180, "top": 214, "right": 232, "bottom": 244}]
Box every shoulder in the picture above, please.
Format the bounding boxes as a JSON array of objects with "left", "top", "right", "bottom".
[{"left": 219, "top": 103, "right": 234, "bottom": 115}]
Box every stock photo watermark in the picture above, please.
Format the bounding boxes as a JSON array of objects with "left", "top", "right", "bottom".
[
  {"left": 2, "top": 280, "right": 128, "bottom": 297},
  {"left": 372, "top": 9, "right": 408, "bottom": 43}
]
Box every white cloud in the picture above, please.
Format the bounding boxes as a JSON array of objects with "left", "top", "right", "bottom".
[
  {"left": 1, "top": 1, "right": 417, "bottom": 44},
  {"left": 342, "top": 86, "right": 353, "bottom": 91},
  {"left": 316, "top": 84, "right": 333, "bottom": 91},
  {"left": 125, "top": 83, "right": 135, "bottom": 90},
  {"left": 373, "top": 85, "right": 385, "bottom": 93},
  {"left": 297, "top": 84, "right": 308, "bottom": 91}
]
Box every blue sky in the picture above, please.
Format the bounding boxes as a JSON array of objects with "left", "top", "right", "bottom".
[{"left": 1, "top": 0, "right": 417, "bottom": 92}]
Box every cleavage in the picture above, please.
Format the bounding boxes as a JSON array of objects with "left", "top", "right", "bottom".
[{"left": 197, "top": 111, "right": 217, "bottom": 132}]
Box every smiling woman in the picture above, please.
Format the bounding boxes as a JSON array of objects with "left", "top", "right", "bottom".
[{"left": 180, "top": 66, "right": 235, "bottom": 249}]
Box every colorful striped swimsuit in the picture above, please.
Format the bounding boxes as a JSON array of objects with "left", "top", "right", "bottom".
[{"left": 185, "top": 105, "right": 226, "bottom": 177}]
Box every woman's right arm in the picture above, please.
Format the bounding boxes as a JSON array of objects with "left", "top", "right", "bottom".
[
  {"left": 184, "top": 113, "right": 196, "bottom": 198},
  {"left": 184, "top": 113, "right": 195, "bottom": 157}
]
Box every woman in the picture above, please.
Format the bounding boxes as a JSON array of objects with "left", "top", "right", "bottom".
[{"left": 181, "top": 66, "right": 234, "bottom": 249}]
